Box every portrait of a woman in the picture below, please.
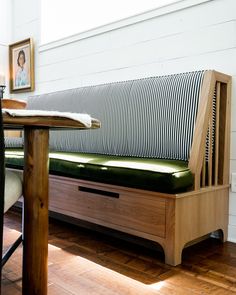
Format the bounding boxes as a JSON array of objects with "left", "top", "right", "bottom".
[
  {"left": 15, "top": 50, "right": 28, "bottom": 87},
  {"left": 9, "top": 38, "right": 34, "bottom": 93}
]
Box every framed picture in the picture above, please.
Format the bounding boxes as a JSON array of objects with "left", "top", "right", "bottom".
[{"left": 9, "top": 38, "right": 34, "bottom": 93}]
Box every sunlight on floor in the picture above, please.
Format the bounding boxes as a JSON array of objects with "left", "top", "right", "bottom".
[
  {"left": 149, "top": 281, "right": 166, "bottom": 290},
  {"left": 48, "top": 244, "right": 62, "bottom": 251},
  {"left": 3, "top": 227, "right": 22, "bottom": 245},
  {"left": 48, "top": 242, "right": 160, "bottom": 291}
]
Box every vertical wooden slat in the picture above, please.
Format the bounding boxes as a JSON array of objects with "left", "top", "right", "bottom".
[
  {"left": 201, "top": 157, "right": 206, "bottom": 187},
  {"left": 214, "top": 71, "right": 231, "bottom": 185},
  {"left": 218, "top": 83, "right": 228, "bottom": 185},
  {"left": 208, "top": 101, "right": 213, "bottom": 186},
  {"left": 214, "top": 82, "right": 221, "bottom": 185},
  {"left": 222, "top": 81, "right": 232, "bottom": 184}
]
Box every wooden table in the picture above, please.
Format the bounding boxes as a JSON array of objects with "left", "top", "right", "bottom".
[{"left": 3, "top": 113, "right": 100, "bottom": 295}]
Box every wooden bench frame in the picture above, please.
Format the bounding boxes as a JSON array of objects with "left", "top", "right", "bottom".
[{"left": 13, "top": 70, "right": 232, "bottom": 266}]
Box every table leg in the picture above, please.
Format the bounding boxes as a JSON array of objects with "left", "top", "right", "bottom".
[{"left": 23, "top": 127, "right": 49, "bottom": 295}]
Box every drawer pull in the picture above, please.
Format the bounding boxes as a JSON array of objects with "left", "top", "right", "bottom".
[{"left": 78, "top": 186, "right": 119, "bottom": 198}]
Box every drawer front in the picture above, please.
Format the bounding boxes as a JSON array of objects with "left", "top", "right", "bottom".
[{"left": 49, "top": 177, "right": 166, "bottom": 238}]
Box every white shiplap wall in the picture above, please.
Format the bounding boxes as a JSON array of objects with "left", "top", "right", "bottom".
[
  {"left": 0, "top": 44, "right": 8, "bottom": 79},
  {"left": 9, "top": 0, "right": 236, "bottom": 241},
  {"left": 0, "top": 0, "right": 12, "bottom": 97}
]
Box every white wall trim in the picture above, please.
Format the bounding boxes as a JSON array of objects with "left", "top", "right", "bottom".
[
  {"left": 39, "top": 0, "right": 212, "bottom": 53},
  {"left": 228, "top": 238, "right": 236, "bottom": 243}
]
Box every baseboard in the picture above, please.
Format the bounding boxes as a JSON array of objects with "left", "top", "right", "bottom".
[
  {"left": 227, "top": 238, "right": 236, "bottom": 243},
  {"left": 228, "top": 224, "right": 236, "bottom": 243}
]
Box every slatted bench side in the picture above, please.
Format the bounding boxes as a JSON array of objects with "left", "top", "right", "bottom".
[{"left": 188, "top": 70, "right": 232, "bottom": 190}]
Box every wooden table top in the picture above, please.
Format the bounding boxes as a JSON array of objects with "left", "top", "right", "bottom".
[{"left": 3, "top": 113, "right": 101, "bottom": 130}]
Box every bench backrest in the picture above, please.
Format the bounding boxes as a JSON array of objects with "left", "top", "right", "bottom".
[{"left": 27, "top": 71, "right": 205, "bottom": 161}]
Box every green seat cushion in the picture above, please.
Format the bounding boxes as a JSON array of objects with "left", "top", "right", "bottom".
[{"left": 5, "top": 149, "right": 193, "bottom": 193}]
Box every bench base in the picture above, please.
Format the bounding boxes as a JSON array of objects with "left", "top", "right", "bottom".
[{"left": 48, "top": 175, "right": 229, "bottom": 266}]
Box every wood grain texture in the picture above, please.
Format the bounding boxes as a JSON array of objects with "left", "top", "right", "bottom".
[
  {"left": 189, "top": 70, "right": 231, "bottom": 190},
  {"left": 47, "top": 174, "right": 229, "bottom": 266},
  {"left": 4, "top": 130, "right": 22, "bottom": 138},
  {"left": 23, "top": 128, "right": 49, "bottom": 295},
  {"left": 174, "top": 187, "right": 229, "bottom": 252},
  {"left": 2, "top": 99, "right": 27, "bottom": 109},
  {"left": 223, "top": 78, "right": 232, "bottom": 184},
  {"left": 3, "top": 114, "right": 101, "bottom": 130},
  {"left": 201, "top": 157, "right": 206, "bottom": 187},
  {"left": 3, "top": 210, "right": 236, "bottom": 295},
  {"left": 208, "top": 99, "right": 213, "bottom": 186},
  {"left": 3, "top": 98, "right": 27, "bottom": 138},
  {"left": 49, "top": 176, "right": 166, "bottom": 239},
  {"left": 214, "top": 82, "right": 221, "bottom": 185},
  {"left": 188, "top": 70, "right": 216, "bottom": 189}
]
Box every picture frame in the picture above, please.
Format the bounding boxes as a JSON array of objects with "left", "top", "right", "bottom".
[{"left": 9, "top": 38, "right": 34, "bottom": 93}]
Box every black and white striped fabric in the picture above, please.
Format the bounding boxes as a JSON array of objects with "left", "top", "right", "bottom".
[
  {"left": 27, "top": 71, "right": 205, "bottom": 161},
  {"left": 5, "top": 137, "right": 23, "bottom": 148}
]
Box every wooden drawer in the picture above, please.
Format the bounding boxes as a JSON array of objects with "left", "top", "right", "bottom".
[{"left": 49, "top": 175, "right": 166, "bottom": 238}]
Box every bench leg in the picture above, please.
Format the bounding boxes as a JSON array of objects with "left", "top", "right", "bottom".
[
  {"left": 222, "top": 223, "right": 228, "bottom": 242},
  {"left": 163, "top": 244, "right": 183, "bottom": 266},
  {"left": 164, "top": 199, "right": 183, "bottom": 266}
]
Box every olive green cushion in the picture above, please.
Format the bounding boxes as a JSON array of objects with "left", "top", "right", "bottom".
[{"left": 5, "top": 149, "right": 193, "bottom": 193}]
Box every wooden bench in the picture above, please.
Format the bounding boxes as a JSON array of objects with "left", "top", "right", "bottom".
[{"left": 5, "top": 70, "right": 232, "bottom": 265}]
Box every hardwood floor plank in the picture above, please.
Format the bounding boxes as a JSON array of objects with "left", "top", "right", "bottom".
[
  {"left": 2, "top": 210, "right": 236, "bottom": 295},
  {"left": 158, "top": 269, "right": 235, "bottom": 294},
  {"left": 2, "top": 277, "right": 22, "bottom": 295},
  {"left": 48, "top": 284, "right": 74, "bottom": 295}
]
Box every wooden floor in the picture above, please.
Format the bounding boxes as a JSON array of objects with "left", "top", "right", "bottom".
[{"left": 2, "top": 211, "right": 236, "bottom": 295}]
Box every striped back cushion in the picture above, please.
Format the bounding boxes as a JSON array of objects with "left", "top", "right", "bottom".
[{"left": 27, "top": 71, "right": 204, "bottom": 161}]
